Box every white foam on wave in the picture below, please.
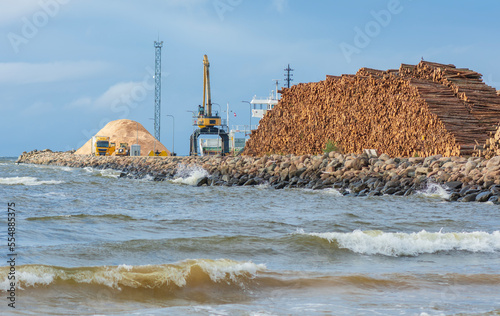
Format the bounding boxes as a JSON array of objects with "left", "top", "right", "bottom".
[
  {"left": 171, "top": 164, "right": 209, "bottom": 185},
  {"left": 0, "top": 176, "right": 64, "bottom": 186},
  {"left": 99, "top": 169, "right": 121, "bottom": 179},
  {"left": 305, "top": 230, "right": 500, "bottom": 257},
  {"left": 197, "top": 259, "right": 266, "bottom": 283},
  {"left": 0, "top": 259, "right": 266, "bottom": 291},
  {"left": 417, "top": 182, "right": 451, "bottom": 200},
  {"left": 319, "top": 188, "right": 343, "bottom": 196}
]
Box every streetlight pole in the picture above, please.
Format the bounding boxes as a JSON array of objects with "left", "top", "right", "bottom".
[
  {"left": 241, "top": 101, "right": 252, "bottom": 136},
  {"left": 148, "top": 118, "right": 156, "bottom": 154},
  {"left": 166, "top": 115, "right": 175, "bottom": 156}
]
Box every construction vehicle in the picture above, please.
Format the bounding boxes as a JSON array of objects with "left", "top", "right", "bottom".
[
  {"left": 109, "top": 142, "right": 116, "bottom": 155},
  {"left": 92, "top": 136, "right": 115, "bottom": 156},
  {"left": 115, "top": 142, "right": 130, "bottom": 156},
  {"left": 189, "top": 55, "right": 229, "bottom": 156}
]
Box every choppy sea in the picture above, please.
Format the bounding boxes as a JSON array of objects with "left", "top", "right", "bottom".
[{"left": 0, "top": 157, "right": 499, "bottom": 315}]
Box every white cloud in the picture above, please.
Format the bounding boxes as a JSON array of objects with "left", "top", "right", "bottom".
[
  {"left": 21, "top": 101, "right": 55, "bottom": 116},
  {"left": 272, "top": 0, "right": 288, "bottom": 13},
  {"left": 67, "top": 81, "right": 152, "bottom": 112},
  {"left": 0, "top": 0, "right": 40, "bottom": 25},
  {"left": 0, "top": 61, "right": 111, "bottom": 84}
]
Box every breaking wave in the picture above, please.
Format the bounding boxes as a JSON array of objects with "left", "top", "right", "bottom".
[
  {"left": 0, "top": 259, "right": 266, "bottom": 292},
  {"left": 417, "top": 182, "right": 451, "bottom": 200},
  {"left": 301, "top": 230, "right": 500, "bottom": 256},
  {"left": 171, "top": 164, "right": 209, "bottom": 185},
  {"left": 0, "top": 176, "right": 64, "bottom": 186}
]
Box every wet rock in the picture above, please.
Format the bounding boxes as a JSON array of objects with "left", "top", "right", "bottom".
[
  {"left": 350, "top": 182, "right": 368, "bottom": 193},
  {"left": 445, "top": 181, "right": 463, "bottom": 190},
  {"left": 358, "top": 189, "right": 369, "bottom": 196},
  {"left": 274, "top": 182, "right": 287, "bottom": 189},
  {"left": 368, "top": 190, "right": 382, "bottom": 196},
  {"left": 460, "top": 193, "right": 479, "bottom": 202},
  {"left": 488, "top": 195, "right": 499, "bottom": 203},
  {"left": 475, "top": 191, "right": 492, "bottom": 202},
  {"left": 448, "top": 192, "right": 461, "bottom": 202},
  {"left": 312, "top": 183, "right": 324, "bottom": 190},
  {"left": 196, "top": 176, "right": 208, "bottom": 186},
  {"left": 153, "top": 174, "right": 166, "bottom": 181},
  {"left": 382, "top": 187, "right": 398, "bottom": 195},
  {"left": 384, "top": 180, "right": 400, "bottom": 189},
  {"left": 404, "top": 188, "right": 414, "bottom": 196},
  {"left": 243, "top": 178, "right": 256, "bottom": 186}
]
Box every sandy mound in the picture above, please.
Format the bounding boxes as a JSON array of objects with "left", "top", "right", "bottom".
[{"left": 75, "top": 119, "right": 170, "bottom": 156}]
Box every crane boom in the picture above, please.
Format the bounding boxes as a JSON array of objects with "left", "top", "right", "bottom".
[
  {"left": 195, "top": 54, "right": 221, "bottom": 128},
  {"left": 203, "top": 55, "right": 212, "bottom": 117}
]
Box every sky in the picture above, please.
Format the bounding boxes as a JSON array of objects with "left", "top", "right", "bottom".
[{"left": 1, "top": 0, "right": 499, "bottom": 157}]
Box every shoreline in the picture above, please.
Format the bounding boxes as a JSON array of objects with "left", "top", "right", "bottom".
[{"left": 16, "top": 150, "right": 500, "bottom": 204}]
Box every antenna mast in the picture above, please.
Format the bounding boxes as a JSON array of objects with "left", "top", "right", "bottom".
[
  {"left": 154, "top": 40, "right": 163, "bottom": 141},
  {"left": 284, "top": 64, "right": 294, "bottom": 88}
]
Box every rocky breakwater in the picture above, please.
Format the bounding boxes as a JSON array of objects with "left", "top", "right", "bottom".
[{"left": 16, "top": 150, "right": 500, "bottom": 204}]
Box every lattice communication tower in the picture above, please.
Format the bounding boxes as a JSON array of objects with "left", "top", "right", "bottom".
[{"left": 154, "top": 40, "right": 163, "bottom": 141}]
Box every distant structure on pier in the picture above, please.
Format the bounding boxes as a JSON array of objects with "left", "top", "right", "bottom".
[{"left": 154, "top": 40, "right": 163, "bottom": 142}]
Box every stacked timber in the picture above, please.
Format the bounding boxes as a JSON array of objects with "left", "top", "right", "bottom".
[
  {"left": 400, "top": 61, "right": 500, "bottom": 139},
  {"left": 478, "top": 124, "right": 500, "bottom": 159},
  {"left": 244, "top": 61, "right": 500, "bottom": 157}
]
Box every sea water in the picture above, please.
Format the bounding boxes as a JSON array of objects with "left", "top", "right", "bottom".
[{"left": 0, "top": 157, "right": 499, "bottom": 315}]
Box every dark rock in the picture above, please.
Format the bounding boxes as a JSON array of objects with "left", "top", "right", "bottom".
[
  {"left": 384, "top": 180, "right": 400, "bottom": 189},
  {"left": 274, "top": 182, "right": 287, "bottom": 190},
  {"left": 464, "top": 189, "right": 481, "bottom": 196},
  {"left": 243, "top": 178, "right": 256, "bottom": 186},
  {"left": 488, "top": 195, "right": 499, "bottom": 204},
  {"left": 358, "top": 189, "right": 368, "bottom": 196},
  {"left": 404, "top": 188, "right": 414, "bottom": 196},
  {"left": 312, "top": 184, "right": 324, "bottom": 190},
  {"left": 490, "top": 185, "right": 500, "bottom": 195},
  {"left": 382, "top": 187, "right": 398, "bottom": 195},
  {"left": 196, "top": 176, "right": 208, "bottom": 186},
  {"left": 350, "top": 182, "right": 368, "bottom": 193},
  {"left": 476, "top": 191, "right": 492, "bottom": 202},
  {"left": 394, "top": 190, "right": 405, "bottom": 196},
  {"left": 333, "top": 182, "right": 343, "bottom": 189},
  {"left": 368, "top": 190, "right": 382, "bottom": 196},
  {"left": 153, "top": 174, "right": 166, "bottom": 181},
  {"left": 448, "top": 192, "right": 461, "bottom": 202},
  {"left": 459, "top": 186, "right": 471, "bottom": 196},
  {"left": 460, "top": 193, "right": 479, "bottom": 202},
  {"left": 445, "top": 181, "right": 463, "bottom": 190},
  {"left": 238, "top": 176, "right": 248, "bottom": 186}
]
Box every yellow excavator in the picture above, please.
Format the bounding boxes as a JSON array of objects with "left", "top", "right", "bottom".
[
  {"left": 190, "top": 55, "right": 229, "bottom": 155},
  {"left": 115, "top": 143, "right": 130, "bottom": 156}
]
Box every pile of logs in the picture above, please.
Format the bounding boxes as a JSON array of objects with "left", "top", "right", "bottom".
[{"left": 244, "top": 61, "right": 500, "bottom": 157}]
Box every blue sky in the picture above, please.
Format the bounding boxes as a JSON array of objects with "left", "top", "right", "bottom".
[{"left": 1, "top": 0, "right": 499, "bottom": 156}]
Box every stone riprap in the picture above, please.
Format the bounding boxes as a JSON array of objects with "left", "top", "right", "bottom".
[{"left": 16, "top": 150, "right": 500, "bottom": 204}]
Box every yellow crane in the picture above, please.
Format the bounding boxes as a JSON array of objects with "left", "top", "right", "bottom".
[
  {"left": 190, "top": 55, "right": 229, "bottom": 155},
  {"left": 195, "top": 55, "right": 221, "bottom": 128}
]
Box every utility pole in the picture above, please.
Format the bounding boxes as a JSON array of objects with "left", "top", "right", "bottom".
[
  {"left": 154, "top": 40, "right": 163, "bottom": 142},
  {"left": 284, "top": 64, "right": 294, "bottom": 88}
]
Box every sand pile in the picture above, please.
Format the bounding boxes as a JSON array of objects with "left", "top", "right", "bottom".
[{"left": 75, "top": 119, "right": 170, "bottom": 156}]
